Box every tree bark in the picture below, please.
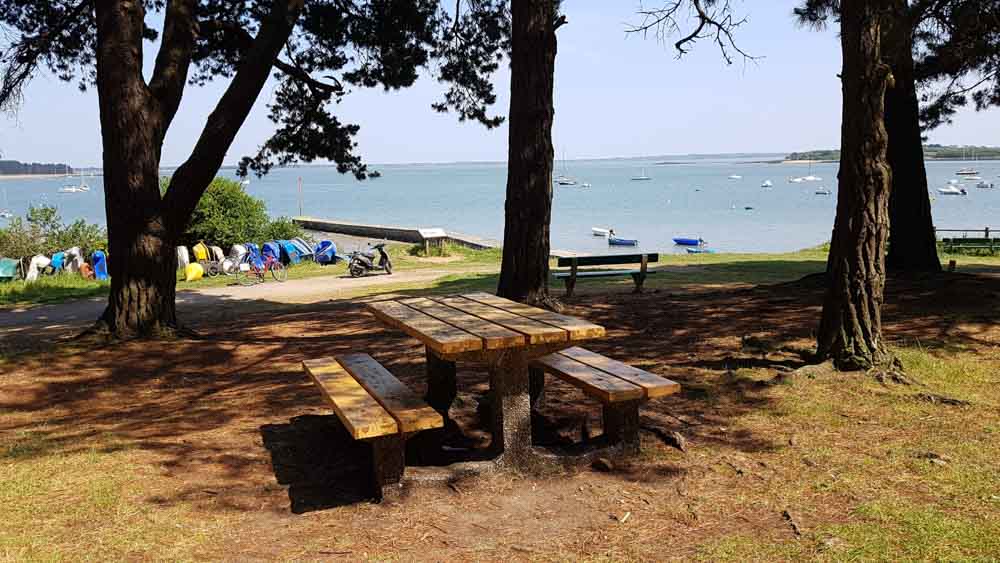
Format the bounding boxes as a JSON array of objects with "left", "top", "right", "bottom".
[
  {"left": 496, "top": 0, "right": 559, "bottom": 305},
  {"left": 816, "top": 0, "right": 896, "bottom": 371},
  {"left": 89, "top": 0, "right": 303, "bottom": 337},
  {"left": 94, "top": 0, "right": 178, "bottom": 336},
  {"left": 884, "top": 0, "right": 941, "bottom": 273}
]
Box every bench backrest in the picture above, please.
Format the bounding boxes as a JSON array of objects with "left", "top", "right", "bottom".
[
  {"left": 942, "top": 238, "right": 995, "bottom": 244},
  {"left": 557, "top": 253, "right": 659, "bottom": 267}
]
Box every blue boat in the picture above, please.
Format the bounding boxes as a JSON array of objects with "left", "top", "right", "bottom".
[
  {"left": 673, "top": 237, "right": 705, "bottom": 246},
  {"left": 608, "top": 236, "right": 638, "bottom": 246},
  {"left": 686, "top": 248, "right": 715, "bottom": 254}
]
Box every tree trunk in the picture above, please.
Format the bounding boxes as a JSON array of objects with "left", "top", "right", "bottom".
[
  {"left": 816, "top": 0, "right": 895, "bottom": 371},
  {"left": 496, "top": 0, "right": 559, "bottom": 305},
  {"left": 94, "top": 0, "right": 178, "bottom": 337},
  {"left": 884, "top": 1, "right": 941, "bottom": 273}
]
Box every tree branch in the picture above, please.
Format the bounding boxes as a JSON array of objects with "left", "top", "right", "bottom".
[
  {"left": 148, "top": 0, "right": 198, "bottom": 133},
  {"left": 0, "top": 0, "right": 92, "bottom": 112},
  {"left": 627, "top": 0, "right": 756, "bottom": 65},
  {"left": 163, "top": 0, "right": 305, "bottom": 233}
]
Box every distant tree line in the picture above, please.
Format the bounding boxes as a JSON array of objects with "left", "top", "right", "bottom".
[
  {"left": 0, "top": 160, "right": 73, "bottom": 175},
  {"left": 786, "top": 145, "right": 1000, "bottom": 161}
]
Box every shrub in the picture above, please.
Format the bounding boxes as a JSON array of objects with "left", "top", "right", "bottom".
[
  {"left": 168, "top": 177, "right": 303, "bottom": 249},
  {"left": 263, "top": 216, "right": 303, "bottom": 242},
  {"left": 0, "top": 205, "right": 107, "bottom": 260}
]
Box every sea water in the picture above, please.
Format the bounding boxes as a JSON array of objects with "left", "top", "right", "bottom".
[{"left": 2, "top": 154, "right": 998, "bottom": 254}]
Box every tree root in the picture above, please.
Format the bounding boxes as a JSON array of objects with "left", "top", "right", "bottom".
[
  {"left": 913, "top": 392, "right": 971, "bottom": 407},
  {"left": 527, "top": 294, "right": 565, "bottom": 313},
  {"left": 72, "top": 318, "right": 202, "bottom": 342}
]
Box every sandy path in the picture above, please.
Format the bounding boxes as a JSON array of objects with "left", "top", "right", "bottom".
[{"left": 0, "top": 267, "right": 487, "bottom": 342}]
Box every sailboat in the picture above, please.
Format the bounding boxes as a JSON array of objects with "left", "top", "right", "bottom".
[
  {"left": 761, "top": 180, "right": 774, "bottom": 188},
  {"left": 631, "top": 168, "right": 651, "bottom": 181},
  {"left": 802, "top": 161, "right": 822, "bottom": 181},
  {"left": 0, "top": 188, "right": 12, "bottom": 219},
  {"left": 554, "top": 151, "right": 579, "bottom": 186},
  {"left": 59, "top": 170, "right": 90, "bottom": 193}
]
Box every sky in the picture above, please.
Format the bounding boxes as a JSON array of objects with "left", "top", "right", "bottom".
[{"left": 1, "top": 0, "right": 998, "bottom": 168}]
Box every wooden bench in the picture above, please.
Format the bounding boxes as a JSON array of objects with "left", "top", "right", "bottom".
[
  {"left": 941, "top": 237, "right": 999, "bottom": 254},
  {"left": 302, "top": 354, "right": 443, "bottom": 501},
  {"left": 530, "top": 346, "right": 680, "bottom": 453},
  {"left": 553, "top": 253, "right": 659, "bottom": 297}
]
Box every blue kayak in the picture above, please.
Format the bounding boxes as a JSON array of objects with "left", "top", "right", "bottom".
[
  {"left": 608, "top": 236, "right": 638, "bottom": 246},
  {"left": 673, "top": 237, "right": 705, "bottom": 246}
]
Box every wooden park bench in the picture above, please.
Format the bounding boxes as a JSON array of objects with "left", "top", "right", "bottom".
[
  {"left": 941, "top": 237, "right": 999, "bottom": 254},
  {"left": 530, "top": 346, "right": 680, "bottom": 453},
  {"left": 553, "top": 253, "right": 659, "bottom": 297},
  {"left": 302, "top": 354, "right": 443, "bottom": 501}
]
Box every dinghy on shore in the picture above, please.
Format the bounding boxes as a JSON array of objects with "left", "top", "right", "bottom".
[
  {"left": 608, "top": 236, "right": 638, "bottom": 246},
  {"left": 673, "top": 237, "right": 705, "bottom": 246},
  {"left": 686, "top": 248, "right": 715, "bottom": 254},
  {"left": 592, "top": 227, "right": 611, "bottom": 237}
]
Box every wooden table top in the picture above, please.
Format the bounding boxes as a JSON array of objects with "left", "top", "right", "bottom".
[{"left": 366, "top": 292, "right": 606, "bottom": 355}]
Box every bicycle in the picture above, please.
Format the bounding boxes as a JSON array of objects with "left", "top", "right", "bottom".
[{"left": 236, "top": 253, "right": 288, "bottom": 285}]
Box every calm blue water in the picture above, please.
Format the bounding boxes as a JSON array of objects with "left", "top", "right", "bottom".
[{"left": 3, "top": 155, "right": 999, "bottom": 254}]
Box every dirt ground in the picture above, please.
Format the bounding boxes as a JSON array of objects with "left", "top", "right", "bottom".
[{"left": 2, "top": 271, "right": 999, "bottom": 560}]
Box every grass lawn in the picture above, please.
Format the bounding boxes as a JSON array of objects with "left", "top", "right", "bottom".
[
  {"left": 5, "top": 242, "right": 999, "bottom": 309},
  {"left": 2, "top": 268, "right": 999, "bottom": 560}
]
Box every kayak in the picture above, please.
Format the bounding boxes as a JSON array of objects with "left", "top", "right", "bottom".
[
  {"left": 673, "top": 237, "right": 705, "bottom": 246},
  {"left": 686, "top": 248, "right": 715, "bottom": 254},
  {"left": 608, "top": 237, "right": 638, "bottom": 246}
]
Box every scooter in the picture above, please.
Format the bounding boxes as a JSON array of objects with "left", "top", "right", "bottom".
[{"left": 348, "top": 242, "right": 393, "bottom": 277}]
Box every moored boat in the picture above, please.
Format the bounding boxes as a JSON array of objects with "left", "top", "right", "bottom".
[
  {"left": 592, "top": 227, "right": 611, "bottom": 237},
  {"left": 956, "top": 167, "right": 979, "bottom": 175},
  {"left": 673, "top": 237, "right": 705, "bottom": 246},
  {"left": 686, "top": 248, "right": 714, "bottom": 254},
  {"left": 608, "top": 236, "right": 638, "bottom": 246},
  {"left": 938, "top": 186, "right": 967, "bottom": 195}
]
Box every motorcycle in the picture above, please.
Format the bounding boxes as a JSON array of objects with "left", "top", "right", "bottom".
[{"left": 347, "top": 242, "right": 393, "bottom": 277}]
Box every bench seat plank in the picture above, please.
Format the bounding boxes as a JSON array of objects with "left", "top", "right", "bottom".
[
  {"left": 367, "top": 300, "right": 482, "bottom": 355},
  {"left": 337, "top": 353, "right": 444, "bottom": 433},
  {"left": 400, "top": 297, "right": 525, "bottom": 350},
  {"left": 303, "top": 358, "right": 399, "bottom": 440},
  {"left": 437, "top": 296, "right": 566, "bottom": 345},
  {"left": 558, "top": 347, "right": 681, "bottom": 399},
  {"left": 532, "top": 353, "right": 643, "bottom": 403},
  {"left": 462, "top": 292, "right": 605, "bottom": 340},
  {"left": 556, "top": 253, "right": 659, "bottom": 267}
]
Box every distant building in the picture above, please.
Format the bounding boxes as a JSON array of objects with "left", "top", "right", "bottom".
[{"left": 0, "top": 160, "right": 73, "bottom": 175}]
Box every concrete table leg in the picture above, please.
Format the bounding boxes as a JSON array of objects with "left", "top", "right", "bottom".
[{"left": 488, "top": 350, "right": 533, "bottom": 465}]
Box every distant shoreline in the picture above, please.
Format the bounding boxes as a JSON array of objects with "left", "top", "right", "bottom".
[{"left": 0, "top": 173, "right": 70, "bottom": 181}]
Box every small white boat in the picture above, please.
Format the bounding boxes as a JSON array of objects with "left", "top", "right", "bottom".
[
  {"left": 938, "top": 186, "right": 967, "bottom": 195},
  {"left": 631, "top": 168, "right": 652, "bottom": 181},
  {"left": 803, "top": 175, "right": 823, "bottom": 182},
  {"left": 0, "top": 189, "right": 12, "bottom": 218},
  {"left": 240, "top": 178, "right": 251, "bottom": 186},
  {"left": 580, "top": 182, "right": 592, "bottom": 188},
  {"left": 592, "top": 227, "right": 611, "bottom": 237},
  {"left": 976, "top": 181, "right": 994, "bottom": 189},
  {"left": 815, "top": 188, "right": 832, "bottom": 195},
  {"left": 788, "top": 176, "right": 805, "bottom": 184},
  {"left": 554, "top": 175, "right": 577, "bottom": 186},
  {"left": 956, "top": 167, "right": 979, "bottom": 175},
  {"left": 761, "top": 180, "right": 773, "bottom": 188},
  {"left": 965, "top": 176, "right": 983, "bottom": 181},
  {"left": 728, "top": 175, "right": 742, "bottom": 180}
]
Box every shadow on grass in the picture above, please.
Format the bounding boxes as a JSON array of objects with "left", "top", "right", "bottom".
[{"left": 3, "top": 258, "right": 1000, "bottom": 510}]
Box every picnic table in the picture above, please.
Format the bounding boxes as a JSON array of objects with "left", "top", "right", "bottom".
[{"left": 367, "top": 292, "right": 605, "bottom": 466}]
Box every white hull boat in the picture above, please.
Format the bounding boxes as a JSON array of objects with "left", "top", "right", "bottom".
[
  {"left": 938, "top": 186, "right": 967, "bottom": 195},
  {"left": 592, "top": 227, "right": 611, "bottom": 237},
  {"left": 761, "top": 180, "right": 773, "bottom": 188}
]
